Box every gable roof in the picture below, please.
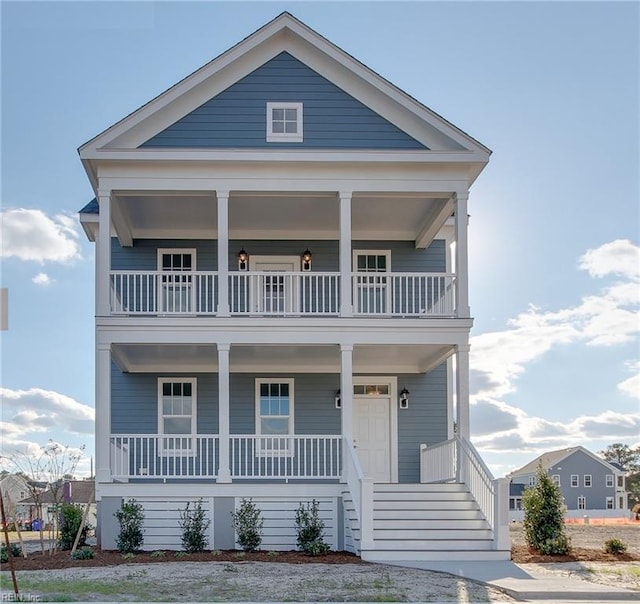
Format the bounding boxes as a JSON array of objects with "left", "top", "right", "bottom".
[
  {"left": 78, "top": 12, "right": 490, "bottom": 189},
  {"left": 19, "top": 480, "right": 95, "bottom": 505},
  {"left": 508, "top": 446, "right": 623, "bottom": 477}
]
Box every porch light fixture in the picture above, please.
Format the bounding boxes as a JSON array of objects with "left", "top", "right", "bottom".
[
  {"left": 399, "top": 387, "right": 410, "bottom": 409},
  {"left": 238, "top": 248, "right": 249, "bottom": 271},
  {"left": 301, "top": 248, "right": 312, "bottom": 271},
  {"left": 334, "top": 389, "right": 341, "bottom": 409}
]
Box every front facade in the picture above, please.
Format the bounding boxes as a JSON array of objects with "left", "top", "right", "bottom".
[
  {"left": 79, "top": 13, "right": 509, "bottom": 560},
  {"left": 509, "top": 446, "right": 628, "bottom": 518}
]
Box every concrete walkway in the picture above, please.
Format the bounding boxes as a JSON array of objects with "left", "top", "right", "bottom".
[{"left": 384, "top": 559, "right": 639, "bottom": 601}]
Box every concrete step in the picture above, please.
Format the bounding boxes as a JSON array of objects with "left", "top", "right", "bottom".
[{"left": 362, "top": 549, "right": 510, "bottom": 562}]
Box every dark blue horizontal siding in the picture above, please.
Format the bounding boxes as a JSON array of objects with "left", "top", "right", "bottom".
[
  {"left": 111, "top": 239, "right": 217, "bottom": 271},
  {"left": 142, "top": 52, "right": 426, "bottom": 150}
]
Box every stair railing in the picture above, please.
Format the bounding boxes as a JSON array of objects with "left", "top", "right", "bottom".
[{"left": 342, "top": 437, "right": 374, "bottom": 551}]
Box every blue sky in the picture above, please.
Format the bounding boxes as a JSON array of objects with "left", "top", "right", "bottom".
[{"left": 1, "top": 0, "right": 638, "bottom": 478}]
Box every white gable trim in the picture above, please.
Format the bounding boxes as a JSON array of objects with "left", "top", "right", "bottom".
[{"left": 79, "top": 13, "right": 490, "bottom": 158}]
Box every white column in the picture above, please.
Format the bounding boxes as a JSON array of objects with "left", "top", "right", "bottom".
[
  {"left": 96, "top": 189, "right": 112, "bottom": 317},
  {"left": 456, "top": 344, "right": 471, "bottom": 440},
  {"left": 454, "top": 191, "right": 470, "bottom": 318},
  {"left": 217, "top": 191, "right": 230, "bottom": 316},
  {"left": 217, "top": 343, "right": 231, "bottom": 482},
  {"left": 340, "top": 345, "right": 354, "bottom": 439},
  {"left": 95, "top": 343, "right": 112, "bottom": 483},
  {"left": 339, "top": 192, "right": 353, "bottom": 317}
]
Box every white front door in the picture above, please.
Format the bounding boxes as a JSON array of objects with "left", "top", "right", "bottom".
[
  {"left": 353, "top": 397, "right": 391, "bottom": 482},
  {"left": 250, "top": 256, "right": 299, "bottom": 314}
]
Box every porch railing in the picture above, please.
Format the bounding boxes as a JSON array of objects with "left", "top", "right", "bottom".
[
  {"left": 229, "top": 272, "right": 340, "bottom": 316},
  {"left": 352, "top": 273, "right": 456, "bottom": 316},
  {"left": 342, "top": 437, "right": 374, "bottom": 550},
  {"left": 420, "top": 435, "right": 508, "bottom": 549},
  {"left": 110, "top": 271, "right": 218, "bottom": 315},
  {"left": 229, "top": 435, "right": 341, "bottom": 479},
  {"left": 110, "top": 434, "right": 219, "bottom": 479}
]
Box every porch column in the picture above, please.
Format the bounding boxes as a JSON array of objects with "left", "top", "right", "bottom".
[
  {"left": 340, "top": 344, "right": 354, "bottom": 440},
  {"left": 217, "top": 191, "right": 230, "bottom": 316},
  {"left": 96, "top": 189, "right": 111, "bottom": 317},
  {"left": 96, "top": 342, "right": 112, "bottom": 483},
  {"left": 454, "top": 191, "right": 470, "bottom": 318},
  {"left": 217, "top": 343, "right": 231, "bottom": 482},
  {"left": 455, "top": 344, "right": 471, "bottom": 440},
  {"left": 339, "top": 192, "right": 353, "bottom": 317}
]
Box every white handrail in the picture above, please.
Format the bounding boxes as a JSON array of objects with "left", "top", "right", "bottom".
[
  {"left": 342, "top": 437, "right": 374, "bottom": 550},
  {"left": 110, "top": 271, "right": 217, "bottom": 314},
  {"left": 229, "top": 272, "right": 340, "bottom": 316}
]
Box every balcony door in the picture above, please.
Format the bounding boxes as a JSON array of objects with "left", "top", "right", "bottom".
[
  {"left": 353, "top": 250, "right": 391, "bottom": 315},
  {"left": 157, "top": 249, "right": 196, "bottom": 314},
  {"left": 250, "top": 256, "right": 299, "bottom": 314}
]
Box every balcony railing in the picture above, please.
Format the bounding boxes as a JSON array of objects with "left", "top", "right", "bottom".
[
  {"left": 109, "top": 434, "right": 341, "bottom": 480},
  {"left": 109, "top": 271, "right": 456, "bottom": 317}
]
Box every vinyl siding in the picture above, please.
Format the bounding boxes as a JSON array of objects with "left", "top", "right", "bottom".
[{"left": 142, "top": 52, "right": 426, "bottom": 150}]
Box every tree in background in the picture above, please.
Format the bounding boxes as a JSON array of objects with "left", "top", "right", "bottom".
[
  {"left": 522, "top": 462, "right": 570, "bottom": 555},
  {"left": 599, "top": 443, "right": 640, "bottom": 509}
]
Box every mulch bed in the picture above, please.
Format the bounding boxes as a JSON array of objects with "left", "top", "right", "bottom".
[
  {"left": 1, "top": 549, "right": 365, "bottom": 572},
  {"left": 511, "top": 545, "right": 640, "bottom": 564},
  {"left": 2, "top": 547, "right": 638, "bottom": 572}
]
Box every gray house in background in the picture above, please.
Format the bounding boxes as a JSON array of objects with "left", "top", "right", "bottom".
[{"left": 508, "top": 446, "right": 628, "bottom": 519}]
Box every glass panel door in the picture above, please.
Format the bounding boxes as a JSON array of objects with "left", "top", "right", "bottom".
[
  {"left": 354, "top": 252, "right": 390, "bottom": 314},
  {"left": 159, "top": 251, "right": 194, "bottom": 313}
]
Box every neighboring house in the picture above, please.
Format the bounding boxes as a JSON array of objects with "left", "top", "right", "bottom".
[
  {"left": 19, "top": 480, "right": 97, "bottom": 530},
  {"left": 508, "top": 446, "right": 628, "bottom": 519},
  {"left": 78, "top": 12, "right": 509, "bottom": 561},
  {"left": 0, "top": 474, "right": 31, "bottom": 526}
]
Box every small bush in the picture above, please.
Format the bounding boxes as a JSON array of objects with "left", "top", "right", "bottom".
[
  {"left": 121, "top": 552, "right": 136, "bottom": 560},
  {"left": 231, "top": 498, "right": 263, "bottom": 552},
  {"left": 522, "top": 463, "right": 570, "bottom": 555},
  {"left": 178, "top": 499, "right": 210, "bottom": 553},
  {"left": 114, "top": 499, "right": 145, "bottom": 554},
  {"left": 174, "top": 551, "right": 187, "bottom": 558},
  {"left": 151, "top": 550, "right": 166, "bottom": 558},
  {"left": 604, "top": 538, "right": 627, "bottom": 554},
  {"left": 295, "top": 499, "right": 330, "bottom": 556},
  {"left": 59, "top": 503, "right": 91, "bottom": 551},
  {"left": 71, "top": 548, "right": 95, "bottom": 560},
  {"left": 0, "top": 543, "right": 22, "bottom": 563}
]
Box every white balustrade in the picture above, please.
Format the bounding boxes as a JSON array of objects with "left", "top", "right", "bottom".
[
  {"left": 419, "top": 439, "right": 457, "bottom": 483},
  {"left": 352, "top": 273, "right": 456, "bottom": 316},
  {"left": 110, "top": 271, "right": 217, "bottom": 314},
  {"left": 110, "top": 435, "right": 218, "bottom": 479},
  {"left": 342, "top": 436, "right": 374, "bottom": 550},
  {"left": 229, "top": 435, "right": 341, "bottom": 479},
  {"left": 229, "top": 272, "right": 340, "bottom": 316}
]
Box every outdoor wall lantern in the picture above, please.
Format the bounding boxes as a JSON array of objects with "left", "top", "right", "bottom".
[
  {"left": 399, "top": 387, "right": 410, "bottom": 409},
  {"left": 334, "top": 389, "right": 341, "bottom": 409},
  {"left": 301, "top": 248, "right": 312, "bottom": 271},
  {"left": 238, "top": 248, "right": 249, "bottom": 271}
]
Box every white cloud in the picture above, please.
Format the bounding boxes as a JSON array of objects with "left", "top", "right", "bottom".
[
  {"left": 0, "top": 208, "right": 81, "bottom": 263},
  {"left": 618, "top": 362, "right": 639, "bottom": 399},
  {"left": 579, "top": 239, "right": 640, "bottom": 280},
  {"left": 32, "top": 272, "right": 54, "bottom": 286},
  {"left": 0, "top": 388, "right": 94, "bottom": 456}
]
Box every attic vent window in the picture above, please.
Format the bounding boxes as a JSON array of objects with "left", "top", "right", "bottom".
[{"left": 267, "top": 102, "right": 303, "bottom": 142}]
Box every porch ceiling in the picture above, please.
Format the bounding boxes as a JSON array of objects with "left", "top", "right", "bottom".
[
  {"left": 112, "top": 343, "right": 453, "bottom": 374},
  {"left": 111, "top": 191, "right": 451, "bottom": 243}
]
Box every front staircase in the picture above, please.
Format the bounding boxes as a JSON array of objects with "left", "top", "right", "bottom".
[{"left": 344, "top": 482, "right": 510, "bottom": 562}]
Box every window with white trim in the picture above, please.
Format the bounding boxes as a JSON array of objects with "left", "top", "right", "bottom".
[
  {"left": 552, "top": 475, "right": 560, "bottom": 487},
  {"left": 606, "top": 497, "right": 614, "bottom": 510},
  {"left": 528, "top": 476, "right": 536, "bottom": 487},
  {"left": 570, "top": 474, "right": 579, "bottom": 487},
  {"left": 266, "top": 102, "right": 303, "bottom": 142},
  {"left": 584, "top": 474, "right": 592, "bottom": 487},
  {"left": 618, "top": 476, "right": 624, "bottom": 488},
  {"left": 256, "top": 379, "right": 294, "bottom": 454},
  {"left": 606, "top": 474, "right": 614, "bottom": 488},
  {"left": 577, "top": 496, "right": 586, "bottom": 510},
  {"left": 158, "top": 378, "right": 197, "bottom": 454}
]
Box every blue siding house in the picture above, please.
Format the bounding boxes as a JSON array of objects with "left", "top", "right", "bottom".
[{"left": 78, "top": 12, "right": 509, "bottom": 561}]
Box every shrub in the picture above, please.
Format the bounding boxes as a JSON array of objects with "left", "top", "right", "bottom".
[
  {"left": 295, "top": 499, "right": 330, "bottom": 556},
  {"left": 151, "top": 550, "right": 166, "bottom": 558},
  {"left": 114, "top": 499, "right": 145, "bottom": 554},
  {"left": 71, "top": 548, "right": 95, "bottom": 560},
  {"left": 231, "top": 498, "right": 263, "bottom": 552},
  {"left": 0, "top": 543, "right": 22, "bottom": 563},
  {"left": 604, "top": 538, "right": 627, "bottom": 554},
  {"left": 59, "top": 503, "right": 91, "bottom": 551},
  {"left": 178, "top": 499, "right": 210, "bottom": 553},
  {"left": 522, "top": 463, "right": 570, "bottom": 555}
]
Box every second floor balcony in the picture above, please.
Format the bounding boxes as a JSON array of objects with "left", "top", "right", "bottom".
[{"left": 110, "top": 270, "right": 457, "bottom": 317}]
